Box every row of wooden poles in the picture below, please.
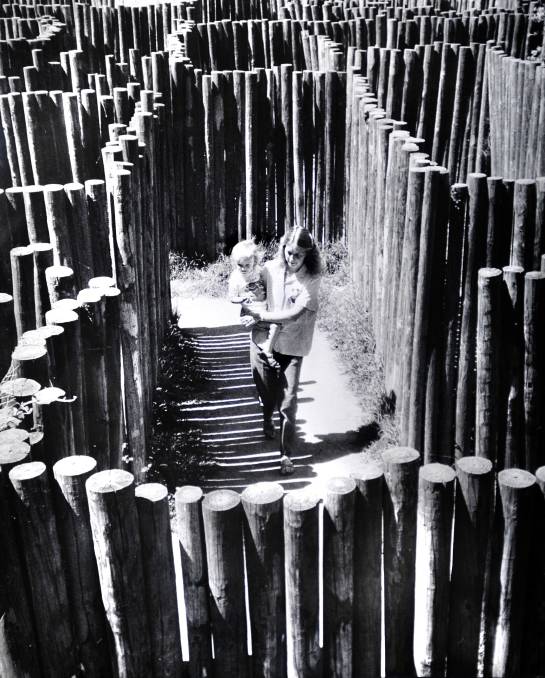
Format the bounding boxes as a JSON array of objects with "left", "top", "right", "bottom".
[
  {"left": 164, "top": 59, "right": 347, "bottom": 254},
  {"left": 2, "top": 448, "right": 545, "bottom": 677},
  {"left": 181, "top": 6, "right": 527, "bottom": 74},
  {"left": 0, "top": 45, "right": 177, "bottom": 479},
  {"left": 0, "top": 0, "right": 185, "bottom": 77},
  {"left": 345, "top": 58, "right": 545, "bottom": 471}
]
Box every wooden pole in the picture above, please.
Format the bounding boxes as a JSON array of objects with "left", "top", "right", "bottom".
[
  {"left": 447, "top": 456, "right": 494, "bottom": 677},
  {"left": 284, "top": 490, "right": 321, "bottom": 678},
  {"left": 31, "top": 241, "right": 53, "bottom": 327},
  {"left": 135, "top": 483, "right": 183, "bottom": 678},
  {"left": 476, "top": 267, "right": 502, "bottom": 463},
  {"left": 488, "top": 468, "right": 535, "bottom": 677},
  {"left": 202, "top": 489, "right": 248, "bottom": 677},
  {"left": 323, "top": 477, "right": 355, "bottom": 678},
  {"left": 455, "top": 172, "right": 488, "bottom": 457},
  {"left": 175, "top": 486, "right": 212, "bottom": 678},
  {"left": 53, "top": 455, "right": 111, "bottom": 678},
  {"left": 0, "top": 292, "right": 16, "bottom": 373},
  {"left": 33, "top": 386, "right": 74, "bottom": 464},
  {"left": 45, "top": 264, "right": 76, "bottom": 305},
  {"left": 9, "top": 461, "right": 76, "bottom": 677},
  {"left": 241, "top": 481, "right": 285, "bottom": 678},
  {"left": 10, "top": 245, "right": 35, "bottom": 338},
  {"left": 45, "top": 306, "right": 87, "bottom": 457},
  {"left": 414, "top": 463, "right": 456, "bottom": 677},
  {"left": 523, "top": 272, "right": 545, "bottom": 472},
  {"left": 76, "top": 288, "right": 109, "bottom": 470},
  {"left": 351, "top": 463, "right": 383, "bottom": 678},
  {"left": 382, "top": 446, "right": 420, "bottom": 678},
  {"left": 0, "top": 442, "right": 40, "bottom": 678},
  {"left": 43, "top": 183, "right": 74, "bottom": 270},
  {"left": 86, "top": 469, "right": 152, "bottom": 677},
  {"left": 502, "top": 265, "right": 525, "bottom": 469},
  {"left": 110, "top": 168, "right": 146, "bottom": 480},
  {"left": 511, "top": 178, "right": 536, "bottom": 272}
]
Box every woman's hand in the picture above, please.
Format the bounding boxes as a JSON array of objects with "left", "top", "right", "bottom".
[{"left": 240, "top": 315, "right": 257, "bottom": 328}]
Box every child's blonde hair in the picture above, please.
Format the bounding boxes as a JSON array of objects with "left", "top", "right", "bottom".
[{"left": 230, "top": 239, "right": 261, "bottom": 266}]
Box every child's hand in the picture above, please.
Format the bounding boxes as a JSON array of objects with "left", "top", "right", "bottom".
[{"left": 240, "top": 315, "right": 257, "bottom": 328}]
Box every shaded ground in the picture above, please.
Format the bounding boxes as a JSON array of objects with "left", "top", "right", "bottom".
[{"left": 175, "top": 296, "right": 378, "bottom": 493}]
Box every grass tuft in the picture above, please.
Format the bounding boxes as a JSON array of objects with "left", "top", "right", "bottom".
[{"left": 148, "top": 322, "right": 213, "bottom": 492}]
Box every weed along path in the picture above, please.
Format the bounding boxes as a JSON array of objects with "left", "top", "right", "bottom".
[{"left": 174, "top": 295, "right": 371, "bottom": 493}]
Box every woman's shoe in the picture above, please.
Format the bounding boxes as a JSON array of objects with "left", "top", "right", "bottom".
[
  {"left": 263, "top": 418, "right": 275, "bottom": 439},
  {"left": 279, "top": 455, "right": 294, "bottom": 475}
]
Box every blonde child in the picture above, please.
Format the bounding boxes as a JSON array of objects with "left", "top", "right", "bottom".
[{"left": 228, "top": 240, "right": 280, "bottom": 369}]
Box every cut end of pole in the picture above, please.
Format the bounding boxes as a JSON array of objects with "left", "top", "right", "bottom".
[
  {"left": 350, "top": 461, "right": 384, "bottom": 482},
  {"left": 8, "top": 460, "right": 46, "bottom": 481},
  {"left": 135, "top": 482, "right": 168, "bottom": 503},
  {"left": 86, "top": 469, "right": 134, "bottom": 494},
  {"left": 420, "top": 463, "right": 456, "bottom": 484},
  {"left": 30, "top": 242, "right": 54, "bottom": 254},
  {"left": 77, "top": 289, "right": 102, "bottom": 305},
  {"left": 12, "top": 344, "right": 47, "bottom": 362},
  {"left": 326, "top": 477, "right": 357, "bottom": 495},
  {"left": 382, "top": 446, "right": 420, "bottom": 466},
  {"left": 52, "top": 298, "right": 80, "bottom": 312},
  {"left": 503, "top": 265, "right": 524, "bottom": 275},
  {"left": 0, "top": 378, "right": 41, "bottom": 398},
  {"left": 54, "top": 455, "right": 97, "bottom": 478},
  {"left": 284, "top": 489, "right": 320, "bottom": 512},
  {"left": 241, "top": 481, "right": 284, "bottom": 505},
  {"left": 478, "top": 267, "right": 502, "bottom": 279},
  {"left": 175, "top": 485, "right": 203, "bottom": 504},
  {"left": 498, "top": 468, "right": 536, "bottom": 489},
  {"left": 0, "top": 428, "right": 29, "bottom": 444},
  {"left": 45, "top": 308, "right": 78, "bottom": 326},
  {"left": 89, "top": 276, "right": 115, "bottom": 289},
  {"left": 0, "top": 441, "right": 31, "bottom": 466},
  {"left": 203, "top": 489, "right": 241, "bottom": 512},
  {"left": 0, "top": 292, "right": 13, "bottom": 303},
  {"left": 46, "top": 265, "right": 74, "bottom": 280},
  {"left": 456, "top": 456, "right": 493, "bottom": 476}
]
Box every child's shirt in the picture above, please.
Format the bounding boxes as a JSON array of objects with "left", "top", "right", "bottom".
[{"left": 228, "top": 268, "right": 267, "bottom": 313}]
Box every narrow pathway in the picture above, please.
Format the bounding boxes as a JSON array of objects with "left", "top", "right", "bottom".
[{"left": 175, "top": 295, "right": 372, "bottom": 493}]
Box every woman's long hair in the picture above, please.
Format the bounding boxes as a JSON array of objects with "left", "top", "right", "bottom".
[{"left": 276, "top": 227, "right": 322, "bottom": 276}]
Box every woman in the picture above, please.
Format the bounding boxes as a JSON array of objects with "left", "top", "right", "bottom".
[{"left": 241, "top": 227, "right": 322, "bottom": 475}]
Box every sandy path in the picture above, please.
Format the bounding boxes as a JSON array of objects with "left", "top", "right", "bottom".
[{"left": 175, "top": 295, "right": 371, "bottom": 493}]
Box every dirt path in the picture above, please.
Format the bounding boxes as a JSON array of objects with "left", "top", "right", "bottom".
[{"left": 175, "top": 295, "right": 373, "bottom": 493}]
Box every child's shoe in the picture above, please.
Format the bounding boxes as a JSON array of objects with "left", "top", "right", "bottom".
[
  {"left": 279, "top": 455, "right": 294, "bottom": 475},
  {"left": 263, "top": 418, "right": 275, "bottom": 439}
]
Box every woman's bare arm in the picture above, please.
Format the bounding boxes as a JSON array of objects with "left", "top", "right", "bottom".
[{"left": 242, "top": 302, "right": 307, "bottom": 324}]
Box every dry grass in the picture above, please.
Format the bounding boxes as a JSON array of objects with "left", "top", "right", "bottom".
[{"left": 317, "top": 241, "right": 399, "bottom": 460}]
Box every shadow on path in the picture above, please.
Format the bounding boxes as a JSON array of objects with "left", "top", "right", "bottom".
[{"left": 182, "top": 322, "right": 366, "bottom": 493}]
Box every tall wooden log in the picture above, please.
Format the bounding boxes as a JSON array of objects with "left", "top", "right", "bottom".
[
  {"left": 523, "top": 272, "right": 545, "bottom": 472},
  {"left": 202, "top": 489, "right": 248, "bottom": 677},
  {"left": 53, "top": 455, "right": 111, "bottom": 678},
  {"left": 45, "top": 264, "right": 76, "bottom": 305},
  {"left": 476, "top": 267, "right": 502, "bottom": 463},
  {"left": 175, "top": 486, "right": 212, "bottom": 678},
  {"left": 351, "top": 463, "right": 383, "bottom": 678},
  {"left": 0, "top": 443, "right": 40, "bottom": 678},
  {"left": 135, "top": 483, "right": 183, "bottom": 678},
  {"left": 10, "top": 245, "right": 35, "bottom": 338},
  {"left": 86, "top": 469, "right": 152, "bottom": 677},
  {"left": 9, "top": 461, "right": 76, "bottom": 677},
  {"left": 323, "top": 477, "right": 355, "bottom": 678},
  {"left": 382, "top": 446, "right": 420, "bottom": 678},
  {"left": 31, "top": 241, "right": 53, "bottom": 327},
  {"left": 284, "top": 490, "right": 321, "bottom": 678},
  {"left": 414, "top": 463, "right": 456, "bottom": 677},
  {"left": 455, "top": 172, "right": 488, "bottom": 457},
  {"left": 487, "top": 469, "right": 536, "bottom": 677},
  {"left": 448, "top": 456, "right": 494, "bottom": 676},
  {"left": 241, "top": 482, "right": 285, "bottom": 678}
]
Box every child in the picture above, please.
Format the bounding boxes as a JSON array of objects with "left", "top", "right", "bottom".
[{"left": 228, "top": 239, "right": 280, "bottom": 369}]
